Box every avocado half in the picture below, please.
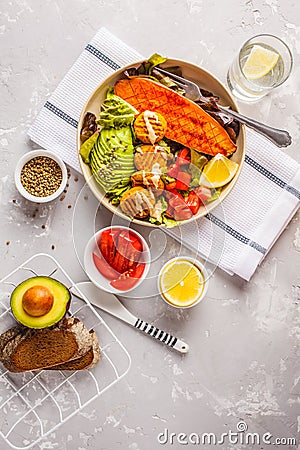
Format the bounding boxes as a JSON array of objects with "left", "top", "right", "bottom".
[{"left": 10, "top": 276, "right": 71, "bottom": 329}]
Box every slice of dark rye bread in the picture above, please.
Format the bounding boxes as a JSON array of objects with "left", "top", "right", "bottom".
[
  {"left": 46, "top": 330, "right": 100, "bottom": 371},
  {"left": 0, "top": 318, "right": 99, "bottom": 373},
  {"left": 0, "top": 326, "right": 22, "bottom": 355}
]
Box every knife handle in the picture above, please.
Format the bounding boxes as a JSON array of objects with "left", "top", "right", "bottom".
[{"left": 134, "top": 318, "right": 189, "bottom": 354}]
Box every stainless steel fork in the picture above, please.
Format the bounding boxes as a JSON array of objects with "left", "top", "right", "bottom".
[{"left": 155, "top": 67, "right": 291, "bottom": 148}]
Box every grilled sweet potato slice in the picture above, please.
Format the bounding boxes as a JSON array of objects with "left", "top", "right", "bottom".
[{"left": 115, "top": 78, "right": 236, "bottom": 157}]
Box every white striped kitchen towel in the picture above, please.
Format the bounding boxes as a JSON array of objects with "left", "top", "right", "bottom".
[{"left": 28, "top": 27, "right": 300, "bottom": 281}]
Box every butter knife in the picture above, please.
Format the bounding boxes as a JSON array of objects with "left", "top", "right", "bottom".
[{"left": 71, "top": 282, "right": 189, "bottom": 354}]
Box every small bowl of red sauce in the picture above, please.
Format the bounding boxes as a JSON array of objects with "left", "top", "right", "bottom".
[{"left": 84, "top": 226, "right": 151, "bottom": 294}]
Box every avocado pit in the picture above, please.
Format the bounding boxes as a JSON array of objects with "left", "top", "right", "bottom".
[{"left": 22, "top": 286, "right": 54, "bottom": 317}]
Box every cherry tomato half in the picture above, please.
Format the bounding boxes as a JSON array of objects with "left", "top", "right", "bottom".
[
  {"left": 175, "top": 171, "right": 192, "bottom": 191},
  {"left": 184, "top": 191, "right": 201, "bottom": 215}
]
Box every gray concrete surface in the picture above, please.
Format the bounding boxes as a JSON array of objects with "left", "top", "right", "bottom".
[{"left": 0, "top": 0, "right": 299, "bottom": 449}]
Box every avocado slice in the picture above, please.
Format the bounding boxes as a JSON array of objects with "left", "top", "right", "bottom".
[
  {"left": 10, "top": 277, "right": 71, "bottom": 329},
  {"left": 89, "top": 126, "right": 135, "bottom": 193}
]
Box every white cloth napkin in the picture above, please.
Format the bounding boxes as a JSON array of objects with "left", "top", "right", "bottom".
[{"left": 28, "top": 27, "right": 300, "bottom": 281}]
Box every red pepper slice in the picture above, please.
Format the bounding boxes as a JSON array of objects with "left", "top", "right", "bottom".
[
  {"left": 110, "top": 263, "right": 145, "bottom": 291},
  {"left": 99, "top": 229, "right": 119, "bottom": 264},
  {"left": 128, "top": 231, "right": 143, "bottom": 269},
  {"left": 184, "top": 191, "right": 201, "bottom": 215},
  {"left": 175, "top": 171, "right": 191, "bottom": 191},
  {"left": 93, "top": 252, "right": 119, "bottom": 280},
  {"left": 177, "top": 148, "right": 191, "bottom": 165},
  {"left": 120, "top": 230, "right": 143, "bottom": 270},
  {"left": 112, "top": 250, "right": 128, "bottom": 273},
  {"left": 166, "top": 181, "right": 177, "bottom": 191},
  {"left": 129, "top": 231, "right": 143, "bottom": 253},
  {"left": 111, "top": 230, "right": 143, "bottom": 273},
  {"left": 99, "top": 230, "right": 110, "bottom": 261},
  {"left": 112, "top": 231, "right": 130, "bottom": 273}
]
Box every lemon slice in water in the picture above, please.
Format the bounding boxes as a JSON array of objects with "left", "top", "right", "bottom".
[
  {"left": 243, "top": 44, "right": 279, "bottom": 80},
  {"left": 160, "top": 260, "right": 205, "bottom": 307},
  {"left": 200, "top": 154, "right": 239, "bottom": 188}
]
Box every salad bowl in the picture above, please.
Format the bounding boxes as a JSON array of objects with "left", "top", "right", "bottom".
[{"left": 77, "top": 58, "right": 246, "bottom": 228}]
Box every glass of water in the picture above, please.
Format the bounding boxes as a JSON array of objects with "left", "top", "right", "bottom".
[{"left": 227, "top": 34, "right": 293, "bottom": 102}]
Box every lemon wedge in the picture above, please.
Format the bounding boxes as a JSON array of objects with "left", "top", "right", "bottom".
[
  {"left": 160, "top": 260, "right": 205, "bottom": 307},
  {"left": 243, "top": 44, "right": 279, "bottom": 80},
  {"left": 200, "top": 154, "right": 239, "bottom": 188}
]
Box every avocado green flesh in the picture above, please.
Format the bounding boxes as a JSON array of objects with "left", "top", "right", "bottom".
[
  {"left": 10, "top": 277, "right": 70, "bottom": 329},
  {"left": 79, "top": 89, "right": 138, "bottom": 200},
  {"left": 90, "top": 126, "right": 135, "bottom": 196}
]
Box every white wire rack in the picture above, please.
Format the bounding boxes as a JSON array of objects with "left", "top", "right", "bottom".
[{"left": 0, "top": 253, "right": 131, "bottom": 449}]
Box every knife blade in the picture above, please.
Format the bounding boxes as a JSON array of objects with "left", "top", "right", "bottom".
[{"left": 70, "top": 282, "right": 189, "bottom": 354}]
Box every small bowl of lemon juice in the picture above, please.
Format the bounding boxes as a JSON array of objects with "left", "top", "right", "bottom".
[{"left": 158, "top": 256, "right": 208, "bottom": 309}]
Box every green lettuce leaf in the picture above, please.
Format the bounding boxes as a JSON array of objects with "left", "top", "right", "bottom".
[
  {"left": 156, "top": 140, "right": 171, "bottom": 152},
  {"left": 79, "top": 131, "right": 99, "bottom": 164},
  {"left": 162, "top": 215, "right": 180, "bottom": 228},
  {"left": 149, "top": 197, "right": 168, "bottom": 225},
  {"left": 190, "top": 150, "right": 208, "bottom": 187},
  {"left": 140, "top": 53, "right": 168, "bottom": 75},
  {"left": 206, "top": 187, "right": 222, "bottom": 203},
  {"left": 161, "top": 174, "right": 175, "bottom": 185}
]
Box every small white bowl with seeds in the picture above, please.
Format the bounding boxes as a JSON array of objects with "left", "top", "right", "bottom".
[{"left": 15, "top": 150, "right": 68, "bottom": 203}]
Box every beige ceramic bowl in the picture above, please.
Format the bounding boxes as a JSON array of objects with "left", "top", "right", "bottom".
[{"left": 77, "top": 59, "right": 246, "bottom": 227}]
